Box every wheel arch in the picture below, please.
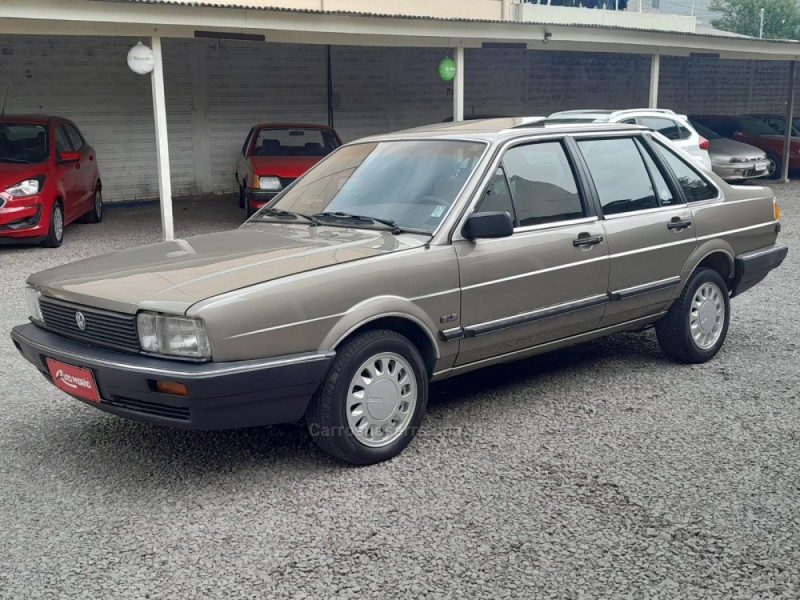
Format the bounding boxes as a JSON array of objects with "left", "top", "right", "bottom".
[
  {"left": 678, "top": 241, "right": 735, "bottom": 298},
  {"left": 323, "top": 302, "right": 441, "bottom": 378}
]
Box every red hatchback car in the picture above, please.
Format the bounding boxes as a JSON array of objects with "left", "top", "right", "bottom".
[
  {"left": 235, "top": 123, "right": 342, "bottom": 216},
  {"left": 0, "top": 116, "right": 102, "bottom": 247}
]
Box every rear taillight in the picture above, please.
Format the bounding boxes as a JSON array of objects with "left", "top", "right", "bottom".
[{"left": 699, "top": 136, "right": 709, "bottom": 150}]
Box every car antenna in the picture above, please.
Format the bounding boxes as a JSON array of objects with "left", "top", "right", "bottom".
[{"left": 0, "top": 86, "right": 8, "bottom": 118}]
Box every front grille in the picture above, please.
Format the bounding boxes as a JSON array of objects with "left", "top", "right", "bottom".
[
  {"left": 106, "top": 395, "right": 191, "bottom": 421},
  {"left": 40, "top": 297, "right": 140, "bottom": 353}
]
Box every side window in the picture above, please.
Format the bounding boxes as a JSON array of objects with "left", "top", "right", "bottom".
[
  {"left": 640, "top": 117, "right": 688, "bottom": 141},
  {"left": 502, "top": 141, "right": 584, "bottom": 227},
  {"left": 636, "top": 139, "right": 676, "bottom": 206},
  {"left": 54, "top": 125, "right": 73, "bottom": 155},
  {"left": 578, "top": 137, "right": 659, "bottom": 215},
  {"left": 241, "top": 129, "right": 254, "bottom": 156},
  {"left": 650, "top": 142, "right": 718, "bottom": 202},
  {"left": 64, "top": 124, "right": 85, "bottom": 150},
  {"left": 475, "top": 167, "right": 515, "bottom": 221}
]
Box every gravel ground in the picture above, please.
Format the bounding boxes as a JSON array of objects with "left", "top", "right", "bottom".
[{"left": 0, "top": 190, "right": 798, "bottom": 599}]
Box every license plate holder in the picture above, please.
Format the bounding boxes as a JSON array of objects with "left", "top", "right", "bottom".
[{"left": 45, "top": 357, "right": 101, "bottom": 403}]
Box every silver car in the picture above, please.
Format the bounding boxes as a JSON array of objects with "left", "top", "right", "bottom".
[
  {"left": 689, "top": 119, "right": 770, "bottom": 182},
  {"left": 11, "top": 119, "right": 787, "bottom": 464}
]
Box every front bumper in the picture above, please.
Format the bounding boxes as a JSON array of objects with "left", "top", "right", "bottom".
[
  {"left": 731, "top": 244, "right": 788, "bottom": 297},
  {"left": 0, "top": 196, "right": 45, "bottom": 240},
  {"left": 11, "top": 323, "right": 334, "bottom": 430},
  {"left": 245, "top": 187, "right": 279, "bottom": 212},
  {"left": 712, "top": 160, "right": 770, "bottom": 181}
]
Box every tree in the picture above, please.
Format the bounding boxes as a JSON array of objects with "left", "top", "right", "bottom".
[{"left": 709, "top": 0, "right": 800, "bottom": 39}]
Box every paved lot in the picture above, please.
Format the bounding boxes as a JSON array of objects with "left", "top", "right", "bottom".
[{"left": 1, "top": 190, "right": 798, "bottom": 599}]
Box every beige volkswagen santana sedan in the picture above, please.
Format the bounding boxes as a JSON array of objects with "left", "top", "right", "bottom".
[{"left": 12, "top": 118, "right": 787, "bottom": 464}]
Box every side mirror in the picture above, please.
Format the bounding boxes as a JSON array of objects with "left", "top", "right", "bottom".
[
  {"left": 59, "top": 151, "right": 80, "bottom": 163},
  {"left": 462, "top": 211, "right": 513, "bottom": 239},
  {"left": 732, "top": 131, "right": 745, "bottom": 138}
]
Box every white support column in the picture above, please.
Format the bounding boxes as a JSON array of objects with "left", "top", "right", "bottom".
[
  {"left": 780, "top": 60, "right": 797, "bottom": 183},
  {"left": 453, "top": 46, "right": 465, "bottom": 122},
  {"left": 649, "top": 53, "right": 660, "bottom": 108},
  {"left": 151, "top": 34, "right": 175, "bottom": 241}
]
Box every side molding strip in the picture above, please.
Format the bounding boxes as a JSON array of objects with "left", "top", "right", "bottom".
[{"left": 609, "top": 276, "right": 681, "bottom": 301}]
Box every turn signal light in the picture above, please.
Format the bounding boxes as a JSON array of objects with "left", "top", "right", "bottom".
[
  {"left": 252, "top": 174, "right": 259, "bottom": 189},
  {"left": 153, "top": 380, "right": 188, "bottom": 397},
  {"left": 774, "top": 198, "right": 781, "bottom": 221}
]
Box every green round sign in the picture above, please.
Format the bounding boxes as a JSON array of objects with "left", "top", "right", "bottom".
[{"left": 438, "top": 57, "right": 456, "bottom": 82}]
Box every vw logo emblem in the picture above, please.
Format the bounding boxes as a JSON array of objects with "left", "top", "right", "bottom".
[{"left": 75, "top": 312, "right": 87, "bottom": 331}]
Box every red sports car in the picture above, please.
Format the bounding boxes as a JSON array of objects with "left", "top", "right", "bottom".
[
  {"left": 0, "top": 115, "right": 102, "bottom": 247},
  {"left": 235, "top": 123, "right": 342, "bottom": 216}
]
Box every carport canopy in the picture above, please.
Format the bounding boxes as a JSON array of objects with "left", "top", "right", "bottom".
[{"left": 2, "top": 0, "right": 799, "bottom": 240}]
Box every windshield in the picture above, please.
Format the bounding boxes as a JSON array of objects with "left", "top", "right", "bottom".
[
  {"left": 738, "top": 116, "right": 783, "bottom": 136},
  {"left": 266, "top": 140, "right": 487, "bottom": 233},
  {"left": 688, "top": 120, "right": 721, "bottom": 140},
  {"left": 252, "top": 127, "right": 340, "bottom": 157},
  {"left": 0, "top": 123, "right": 49, "bottom": 163}
]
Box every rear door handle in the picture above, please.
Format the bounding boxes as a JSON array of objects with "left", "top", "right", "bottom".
[
  {"left": 667, "top": 218, "right": 692, "bottom": 231},
  {"left": 573, "top": 235, "right": 604, "bottom": 247}
]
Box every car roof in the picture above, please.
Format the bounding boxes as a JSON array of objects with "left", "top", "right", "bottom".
[
  {"left": 357, "top": 118, "right": 648, "bottom": 144},
  {"left": 254, "top": 123, "right": 337, "bottom": 131},
  {"left": 548, "top": 108, "right": 679, "bottom": 121},
  {"left": 0, "top": 115, "right": 56, "bottom": 125}
]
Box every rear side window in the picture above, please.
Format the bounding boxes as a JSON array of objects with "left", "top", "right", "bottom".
[
  {"left": 578, "top": 137, "right": 659, "bottom": 215},
  {"left": 639, "top": 117, "right": 691, "bottom": 141},
  {"left": 501, "top": 141, "right": 585, "bottom": 226},
  {"left": 651, "top": 142, "right": 718, "bottom": 202}
]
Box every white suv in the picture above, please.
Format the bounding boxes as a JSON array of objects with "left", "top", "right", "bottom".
[{"left": 546, "top": 109, "right": 712, "bottom": 169}]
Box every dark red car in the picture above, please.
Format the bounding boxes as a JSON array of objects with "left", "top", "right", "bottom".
[
  {"left": 0, "top": 116, "right": 102, "bottom": 247},
  {"left": 235, "top": 123, "right": 342, "bottom": 216},
  {"left": 690, "top": 114, "right": 800, "bottom": 178}
]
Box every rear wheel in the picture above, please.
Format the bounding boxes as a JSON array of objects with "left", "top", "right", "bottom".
[
  {"left": 83, "top": 186, "right": 103, "bottom": 223},
  {"left": 41, "top": 201, "right": 64, "bottom": 248},
  {"left": 306, "top": 329, "right": 428, "bottom": 465},
  {"left": 656, "top": 268, "right": 730, "bottom": 363}
]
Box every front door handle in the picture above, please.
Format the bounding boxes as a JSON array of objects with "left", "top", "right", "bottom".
[
  {"left": 667, "top": 218, "right": 692, "bottom": 231},
  {"left": 573, "top": 234, "right": 604, "bottom": 247}
]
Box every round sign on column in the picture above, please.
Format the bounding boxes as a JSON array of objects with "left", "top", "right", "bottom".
[
  {"left": 127, "top": 42, "right": 155, "bottom": 75},
  {"left": 438, "top": 57, "right": 456, "bottom": 82}
]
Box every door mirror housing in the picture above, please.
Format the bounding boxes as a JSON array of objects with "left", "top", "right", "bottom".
[
  {"left": 732, "top": 131, "right": 745, "bottom": 139},
  {"left": 462, "top": 211, "right": 514, "bottom": 239},
  {"left": 59, "top": 151, "right": 81, "bottom": 163}
]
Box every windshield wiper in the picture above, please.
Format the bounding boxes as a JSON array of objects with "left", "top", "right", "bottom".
[
  {"left": 253, "top": 208, "right": 318, "bottom": 225},
  {"left": 311, "top": 211, "right": 403, "bottom": 234}
]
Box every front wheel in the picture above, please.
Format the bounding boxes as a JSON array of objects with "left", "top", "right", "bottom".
[
  {"left": 656, "top": 268, "right": 730, "bottom": 363},
  {"left": 306, "top": 329, "right": 428, "bottom": 465},
  {"left": 766, "top": 152, "right": 781, "bottom": 179},
  {"left": 41, "top": 202, "right": 64, "bottom": 248}
]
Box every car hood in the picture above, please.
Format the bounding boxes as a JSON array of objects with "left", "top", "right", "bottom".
[
  {"left": 28, "top": 222, "right": 426, "bottom": 314},
  {"left": 708, "top": 138, "right": 767, "bottom": 161},
  {"left": 250, "top": 156, "right": 323, "bottom": 177},
  {"left": 0, "top": 160, "right": 49, "bottom": 189}
]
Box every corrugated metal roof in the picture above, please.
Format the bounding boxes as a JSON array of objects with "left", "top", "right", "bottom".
[{"left": 98, "top": 0, "right": 800, "bottom": 45}]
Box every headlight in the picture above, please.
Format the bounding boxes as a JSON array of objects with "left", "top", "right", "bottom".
[
  {"left": 25, "top": 286, "right": 43, "bottom": 323},
  {"left": 6, "top": 176, "right": 44, "bottom": 197},
  {"left": 256, "top": 176, "right": 282, "bottom": 191},
  {"left": 136, "top": 312, "right": 211, "bottom": 359},
  {"left": 728, "top": 157, "right": 751, "bottom": 164}
]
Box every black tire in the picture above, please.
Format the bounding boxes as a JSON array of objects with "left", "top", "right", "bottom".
[
  {"left": 41, "top": 201, "right": 64, "bottom": 248},
  {"left": 766, "top": 152, "right": 781, "bottom": 179},
  {"left": 83, "top": 186, "right": 103, "bottom": 224},
  {"left": 306, "top": 329, "right": 429, "bottom": 465},
  {"left": 656, "top": 268, "right": 730, "bottom": 363},
  {"left": 239, "top": 183, "right": 246, "bottom": 209}
]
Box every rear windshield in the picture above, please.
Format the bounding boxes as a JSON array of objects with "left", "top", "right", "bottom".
[
  {"left": 252, "top": 128, "right": 340, "bottom": 157},
  {"left": 0, "top": 123, "right": 49, "bottom": 164}
]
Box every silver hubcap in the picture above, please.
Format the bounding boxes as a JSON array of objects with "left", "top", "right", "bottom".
[
  {"left": 95, "top": 190, "right": 102, "bottom": 217},
  {"left": 767, "top": 159, "right": 776, "bottom": 177},
  {"left": 346, "top": 352, "right": 417, "bottom": 448},
  {"left": 690, "top": 282, "right": 725, "bottom": 349},
  {"left": 53, "top": 206, "right": 63, "bottom": 240}
]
